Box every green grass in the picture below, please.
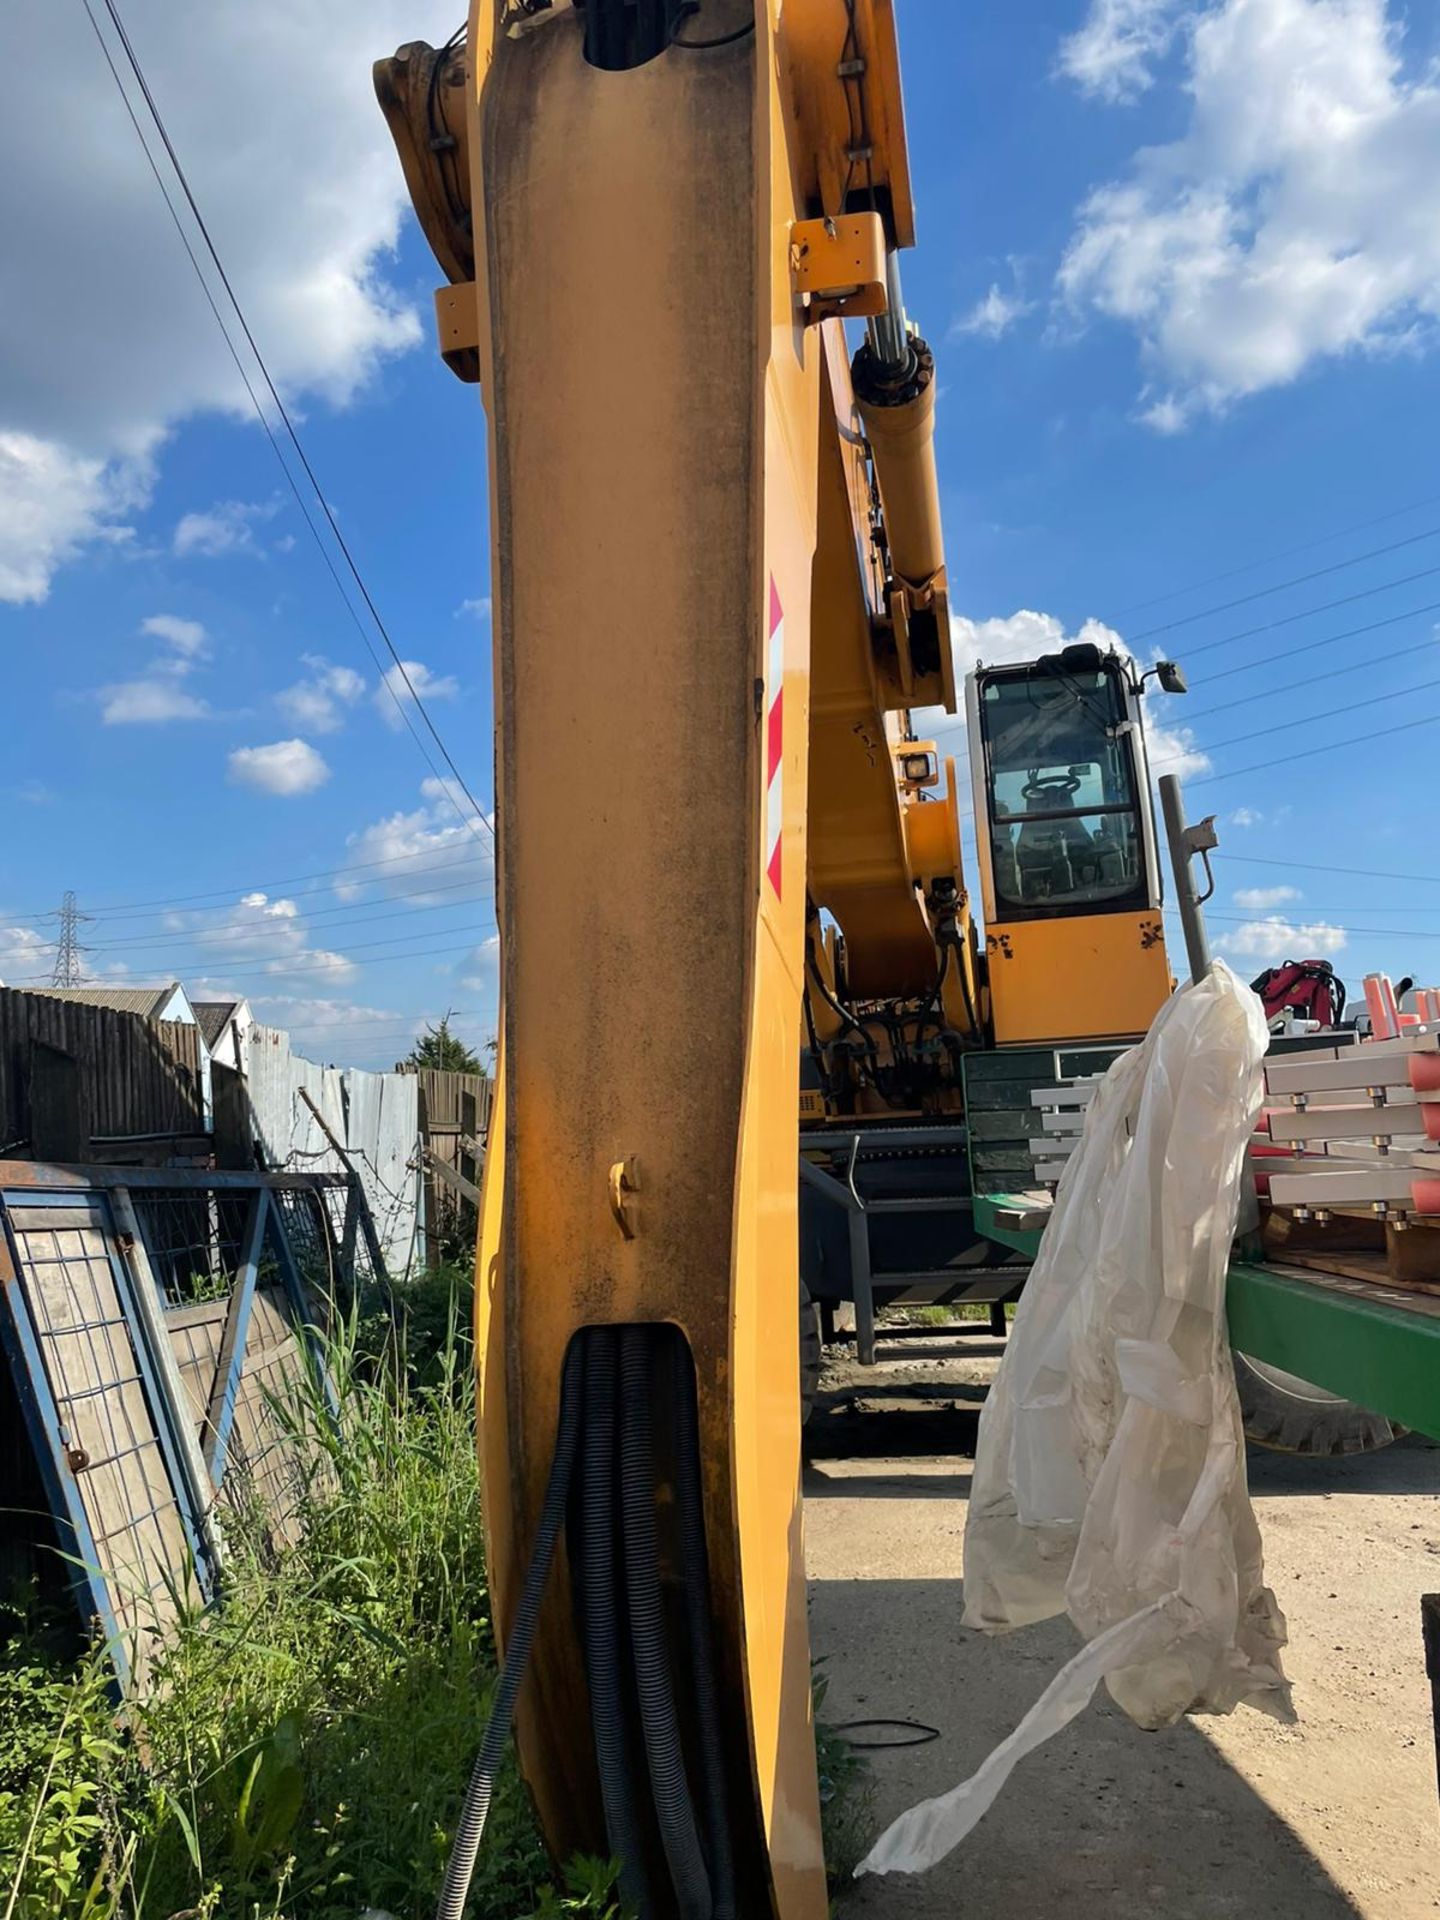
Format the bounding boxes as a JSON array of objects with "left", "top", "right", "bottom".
[
  {"left": 880, "top": 1301, "right": 1015, "bottom": 1327},
  {"left": 0, "top": 1266, "right": 613, "bottom": 1920},
  {"left": 2, "top": 1264, "right": 869, "bottom": 1918},
  {"left": 813, "top": 1670, "right": 876, "bottom": 1897}
]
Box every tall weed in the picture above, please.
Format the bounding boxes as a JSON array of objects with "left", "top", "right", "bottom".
[{"left": 1, "top": 1266, "right": 590, "bottom": 1919}]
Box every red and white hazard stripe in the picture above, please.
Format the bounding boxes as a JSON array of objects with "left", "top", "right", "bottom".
[{"left": 765, "top": 577, "right": 784, "bottom": 899}]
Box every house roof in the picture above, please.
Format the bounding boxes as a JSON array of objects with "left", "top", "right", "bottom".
[
  {"left": 193, "top": 1000, "right": 240, "bottom": 1048},
  {"left": 28, "top": 984, "right": 183, "bottom": 1021}
]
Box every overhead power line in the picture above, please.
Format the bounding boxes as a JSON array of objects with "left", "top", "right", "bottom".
[
  {"left": 1182, "top": 618, "right": 1440, "bottom": 721},
  {"left": 1197, "top": 672, "right": 1440, "bottom": 758},
  {"left": 1224, "top": 853, "right": 1440, "bottom": 888},
  {"left": 1203, "top": 911, "right": 1440, "bottom": 945},
  {"left": 1114, "top": 488, "right": 1440, "bottom": 619},
  {"left": 1190, "top": 709, "right": 1440, "bottom": 787},
  {"left": 9, "top": 837, "right": 490, "bottom": 925},
  {"left": 1183, "top": 561, "right": 1440, "bottom": 661},
  {"left": 11, "top": 928, "right": 497, "bottom": 992},
  {"left": 90, "top": 918, "right": 496, "bottom": 970},
  {"left": 79, "top": 0, "right": 493, "bottom": 849},
  {"left": 1128, "top": 522, "right": 1440, "bottom": 644},
  {"left": 1182, "top": 595, "right": 1440, "bottom": 702},
  {"left": 57, "top": 889, "right": 495, "bottom": 958}
]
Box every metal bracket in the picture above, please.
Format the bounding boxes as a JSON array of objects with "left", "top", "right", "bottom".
[
  {"left": 1181, "top": 815, "right": 1219, "bottom": 855},
  {"left": 608, "top": 1156, "right": 639, "bottom": 1239},
  {"left": 790, "top": 213, "right": 887, "bottom": 320},
  {"left": 434, "top": 282, "right": 481, "bottom": 384}
]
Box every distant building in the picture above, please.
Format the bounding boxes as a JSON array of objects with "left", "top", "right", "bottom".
[{"left": 192, "top": 998, "right": 254, "bottom": 1075}]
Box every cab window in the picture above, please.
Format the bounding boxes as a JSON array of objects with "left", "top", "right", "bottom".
[{"left": 980, "top": 668, "right": 1147, "bottom": 919}]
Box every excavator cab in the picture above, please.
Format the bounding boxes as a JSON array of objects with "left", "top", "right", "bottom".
[{"left": 966, "top": 642, "right": 1171, "bottom": 1046}]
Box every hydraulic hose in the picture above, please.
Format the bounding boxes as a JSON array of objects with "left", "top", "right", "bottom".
[
  {"left": 620, "top": 1328, "right": 714, "bottom": 1919},
  {"left": 669, "top": 1339, "right": 737, "bottom": 1920},
  {"left": 577, "top": 1334, "right": 654, "bottom": 1916},
  {"left": 436, "top": 1338, "right": 585, "bottom": 1920}
]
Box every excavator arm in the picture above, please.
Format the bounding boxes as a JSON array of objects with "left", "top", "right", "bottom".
[{"left": 376, "top": 5, "right": 978, "bottom": 1911}]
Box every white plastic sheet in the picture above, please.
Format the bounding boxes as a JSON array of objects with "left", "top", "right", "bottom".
[{"left": 858, "top": 962, "right": 1292, "bottom": 1879}]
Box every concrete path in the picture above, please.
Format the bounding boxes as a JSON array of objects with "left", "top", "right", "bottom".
[{"left": 805, "top": 1329, "right": 1440, "bottom": 1919}]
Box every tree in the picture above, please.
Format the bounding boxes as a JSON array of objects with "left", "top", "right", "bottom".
[{"left": 404, "top": 1012, "right": 485, "bottom": 1075}]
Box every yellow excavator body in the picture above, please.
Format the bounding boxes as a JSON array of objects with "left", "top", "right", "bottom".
[{"left": 375, "top": 5, "right": 1181, "bottom": 1911}]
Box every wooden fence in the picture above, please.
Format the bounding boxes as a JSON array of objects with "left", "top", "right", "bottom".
[
  {"left": 0, "top": 989, "right": 204, "bottom": 1157},
  {"left": 402, "top": 1067, "right": 492, "bottom": 1268}
]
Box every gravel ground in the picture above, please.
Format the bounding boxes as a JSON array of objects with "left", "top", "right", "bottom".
[{"left": 805, "top": 1326, "right": 1440, "bottom": 1919}]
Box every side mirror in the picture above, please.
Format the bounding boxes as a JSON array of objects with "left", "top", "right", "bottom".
[{"left": 1155, "top": 660, "right": 1187, "bottom": 695}]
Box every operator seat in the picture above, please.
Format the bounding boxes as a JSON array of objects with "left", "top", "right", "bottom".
[{"left": 1013, "top": 772, "right": 1092, "bottom": 902}]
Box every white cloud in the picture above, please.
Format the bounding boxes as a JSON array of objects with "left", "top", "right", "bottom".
[
  {"left": 141, "top": 613, "right": 207, "bottom": 656},
  {"left": 0, "top": 924, "right": 53, "bottom": 985},
  {"left": 175, "top": 893, "right": 357, "bottom": 990},
  {"left": 98, "top": 612, "right": 217, "bottom": 722},
  {"left": 174, "top": 498, "right": 277, "bottom": 559},
  {"left": 920, "top": 607, "right": 1211, "bottom": 783},
  {"left": 1137, "top": 393, "right": 1191, "bottom": 435},
  {"left": 243, "top": 993, "right": 415, "bottom": 1054},
  {"left": 0, "top": 432, "right": 147, "bottom": 604},
  {"left": 276, "top": 655, "right": 367, "bottom": 734},
  {"left": 375, "top": 659, "right": 460, "bottom": 730},
  {"left": 274, "top": 947, "right": 356, "bottom": 982},
  {"left": 1058, "top": 0, "right": 1184, "bottom": 102},
  {"left": 953, "top": 284, "right": 1035, "bottom": 341},
  {"left": 1222, "top": 914, "right": 1347, "bottom": 958},
  {"left": 0, "top": 0, "right": 455, "bottom": 602},
  {"left": 1234, "top": 884, "right": 1301, "bottom": 907},
  {"left": 1058, "top": 0, "right": 1440, "bottom": 424},
  {"left": 459, "top": 933, "right": 501, "bottom": 994},
  {"left": 101, "top": 678, "right": 211, "bottom": 724},
  {"left": 228, "top": 738, "right": 330, "bottom": 796},
  {"left": 944, "top": 608, "right": 1121, "bottom": 681},
  {"left": 239, "top": 891, "right": 298, "bottom": 919},
  {"left": 339, "top": 777, "right": 494, "bottom": 904},
  {"left": 253, "top": 993, "right": 397, "bottom": 1025},
  {"left": 1229, "top": 806, "right": 1260, "bottom": 826},
  {"left": 456, "top": 595, "right": 491, "bottom": 620},
  {"left": 1144, "top": 719, "right": 1209, "bottom": 780}
]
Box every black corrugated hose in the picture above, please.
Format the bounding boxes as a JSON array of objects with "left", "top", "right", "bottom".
[
  {"left": 578, "top": 1333, "right": 654, "bottom": 1915},
  {"left": 620, "top": 1328, "right": 716, "bottom": 1917},
  {"left": 437, "top": 1322, "right": 731, "bottom": 1920},
  {"left": 669, "top": 1337, "right": 737, "bottom": 1920}
]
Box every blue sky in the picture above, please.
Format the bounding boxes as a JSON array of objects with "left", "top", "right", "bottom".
[{"left": 5, "top": 0, "right": 1440, "bottom": 1066}]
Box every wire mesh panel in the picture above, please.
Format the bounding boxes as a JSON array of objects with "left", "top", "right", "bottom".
[
  {"left": 270, "top": 1182, "right": 346, "bottom": 1304},
  {"left": 166, "top": 1285, "right": 320, "bottom": 1552},
  {"left": 1, "top": 1197, "right": 201, "bottom": 1688},
  {"left": 132, "top": 1185, "right": 335, "bottom": 1553},
  {"left": 129, "top": 1187, "right": 266, "bottom": 1308}
]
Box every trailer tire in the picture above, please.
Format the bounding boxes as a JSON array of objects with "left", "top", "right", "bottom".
[
  {"left": 1234, "top": 1348, "right": 1402, "bottom": 1455},
  {"left": 800, "top": 1284, "right": 823, "bottom": 1427}
]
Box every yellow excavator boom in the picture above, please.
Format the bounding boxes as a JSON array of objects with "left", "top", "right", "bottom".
[{"left": 375, "top": 6, "right": 1174, "bottom": 1912}]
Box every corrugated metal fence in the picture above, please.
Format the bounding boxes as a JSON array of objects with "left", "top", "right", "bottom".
[
  {"left": 0, "top": 988, "right": 204, "bottom": 1151},
  {"left": 244, "top": 1026, "right": 423, "bottom": 1278}
]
